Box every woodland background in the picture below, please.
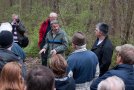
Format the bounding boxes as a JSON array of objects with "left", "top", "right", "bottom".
[{"left": 0, "top": 0, "right": 134, "bottom": 67}]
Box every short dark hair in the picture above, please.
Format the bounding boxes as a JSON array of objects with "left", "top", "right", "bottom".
[
  {"left": 96, "top": 23, "right": 109, "bottom": 35},
  {"left": 26, "top": 65, "right": 55, "bottom": 90},
  {"left": 72, "top": 32, "right": 86, "bottom": 46}
]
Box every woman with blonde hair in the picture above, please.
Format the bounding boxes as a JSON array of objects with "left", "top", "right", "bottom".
[{"left": 0, "top": 61, "right": 25, "bottom": 90}]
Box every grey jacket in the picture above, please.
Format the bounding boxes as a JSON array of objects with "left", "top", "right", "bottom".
[{"left": 44, "top": 29, "right": 68, "bottom": 56}]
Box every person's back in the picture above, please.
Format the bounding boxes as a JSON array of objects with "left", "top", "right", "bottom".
[
  {"left": 67, "top": 32, "right": 99, "bottom": 90},
  {"left": 49, "top": 54, "right": 75, "bottom": 90},
  {"left": 0, "top": 62, "right": 25, "bottom": 90},
  {"left": 68, "top": 50, "right": 98, "bottom": 84},
  {"left": 11, "top": 43, "right": 26, "bottom": 60},
  {"left": 0, "top": 31, "right": 26, "bottom": 77},
  {"left": 0, "top": 22, "right": 26, "bottom": 60},
  {"left": 26, "top": 65, "right": 55, "bottom": 90},
  {"left": 90, "top": 44, "right": 134, "bottom": 90}
]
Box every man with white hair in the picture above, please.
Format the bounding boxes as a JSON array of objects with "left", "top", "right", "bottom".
[
  {"left": 90, "top": 44, "right": 134, "bottom": 90},
  {"left": 38, "top": 12, "right": 58, "bottom": 66},
  {"left": 98, "top": 76, "right": 125, "bottom": 90}
]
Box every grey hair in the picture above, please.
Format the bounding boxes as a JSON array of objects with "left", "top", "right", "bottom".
[
  {"left": 12, "top": 14, "right": 19, "bottom": 18},
  {"left": 115, "top": 44, "right": 134, "bottom": 64},
  {"left": 98, "top": 76, "right": 125, "bottom": 90},
  {"left": 49, "top": 12, "right": 58, "bottom": 17}
]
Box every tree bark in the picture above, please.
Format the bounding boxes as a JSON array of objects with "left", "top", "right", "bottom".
[{"left": 121, "top": 0, "right": 134, "bottom": 44}]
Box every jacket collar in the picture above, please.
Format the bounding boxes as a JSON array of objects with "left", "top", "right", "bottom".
[
  {"left": 92, "top": 36, "right": 108, "bottom": 50},
  {"left": 72, "top": 48, "right": 87, "bottom": 54},
  {"left": 114, "top": 64, "right": 134, "bottom": 70},
  {"left": 97, "top": 35, "right": 108, "bottom": 46}
]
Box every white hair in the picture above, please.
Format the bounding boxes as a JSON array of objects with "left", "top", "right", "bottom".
[
  {"left": 49, "top": 12, "right": 58, "bottom": 17},
  {"left": 0, "top": 22, "right": 12, "bottom": 32},
  {"left": 98, "top": 76, "right": 125, "bottom": 90},
  {"left": 12, "top": 14, "right": 19, "bottom": 18}
]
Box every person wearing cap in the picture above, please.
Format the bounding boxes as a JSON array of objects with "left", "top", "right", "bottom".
[
  {"left": 0, "top": 31, "right": 26, "bottom": 78},
  {"left": 90, "top": 44, "right": 134, "bottom": 90},
  {"left": 38, "top": 12, "right": 58, "bottom": 66},
  {"left": 67, "top": 32, "right": 99, "bottom": 90},
  {"left": 0, "top": 22, "right": 26, "bottom": 61},
  {"left": 91, "top": 23, "right": 113, "bottom": 76},
  {"left": 39, "top": 20, "right": 68, "bottom": 66}
]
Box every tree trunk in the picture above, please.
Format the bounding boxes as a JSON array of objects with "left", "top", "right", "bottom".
[
  {"left": 121, "top": 0, "right": 134, "bottom": 44},
  {"left": 109, "top": 0, "right": 117, "bottom": 35},
  {"left": 51, "top": 0, "right": 59, "bottom": 13}
]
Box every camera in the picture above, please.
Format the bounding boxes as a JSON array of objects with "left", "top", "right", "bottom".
[{"left": 16, "top": 19, "right": 20, "bottom": 23}]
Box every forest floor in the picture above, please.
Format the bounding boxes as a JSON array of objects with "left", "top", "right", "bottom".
[{"left": 25, "top": 57, "right": 41, "bottom": 71}]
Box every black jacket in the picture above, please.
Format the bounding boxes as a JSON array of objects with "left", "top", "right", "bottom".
[
  {"left": 55, "top": 76, "right": 75, "bottom": 90},
  {"left": 91, "top": 36, "right": 113, "bottom": 76},
  {"left": 0, "top": 48, "right": 26, "bottom": 78}
]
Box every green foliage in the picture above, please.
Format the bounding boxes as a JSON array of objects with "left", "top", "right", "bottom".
[
  {"left": 1, "top": 0, "right": 134, "bottom": 68},
  {"left": 24, "top": 26, "right": 39, "bottom": 57}
]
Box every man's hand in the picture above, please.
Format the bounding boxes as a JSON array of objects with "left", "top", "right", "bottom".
[
  {"left": 50, "top": 49, "right": 57, "bottom": 56},
  {"left": 39, "top": 48, "right": 46, "bottom": 54}
]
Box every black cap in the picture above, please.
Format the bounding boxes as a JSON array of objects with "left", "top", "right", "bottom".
[{"left": 0, "top": 31, "right": 13, "bottom": 48}]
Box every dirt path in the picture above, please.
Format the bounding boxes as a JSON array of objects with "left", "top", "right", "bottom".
[{"left": 25, "top": 57, "right": 41, "bottom": 71}]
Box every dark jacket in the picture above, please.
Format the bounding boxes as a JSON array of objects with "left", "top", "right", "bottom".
[
  {"left": 12, "top": 21, "right": 28, "bottom": 47},
  {"left": 55, "top": 76, "right": 75, "bottom": 90},
  {"left": 12, "top": 21, "right": 26, "bottom": 38},
  {"left": 0, "top": 48, "right": 26, "bottom": 78},
  {"left": 67, "top": 50, "right": 99, "bottom": 84},
  {"left": 91, "top": 36, "right": 113, "bottom": 76},
  {"left": 90, "top": 64, "right": 134, "bottom": 90}
]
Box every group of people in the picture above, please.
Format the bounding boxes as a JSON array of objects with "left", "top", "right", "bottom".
[{"left": 0, "top": 12, "right": 134, "bottom": 90}]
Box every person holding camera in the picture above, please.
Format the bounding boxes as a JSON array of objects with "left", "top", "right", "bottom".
[{"left": 11, "top": 14, "right": 28, "bottom": 48}]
